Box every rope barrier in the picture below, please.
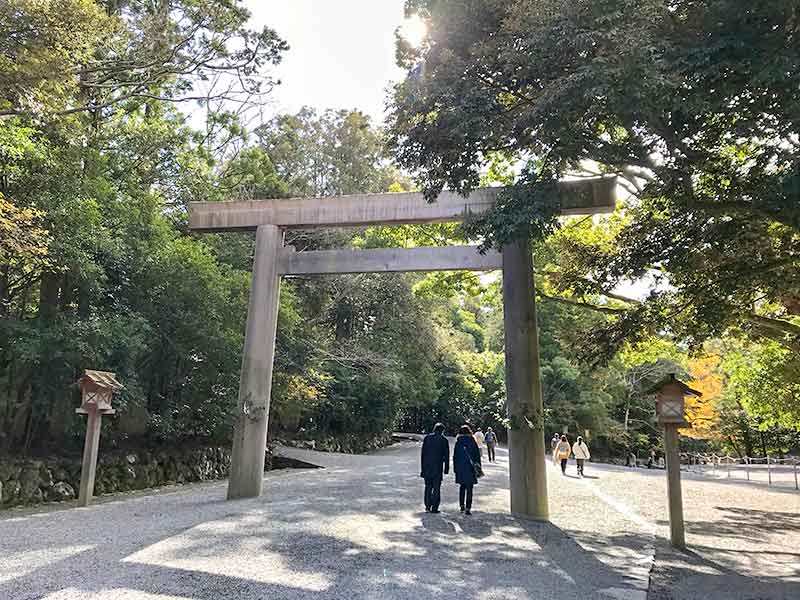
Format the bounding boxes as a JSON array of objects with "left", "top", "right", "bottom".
[{"left": 678, "top": 452, "right": 799, "bottom": 491}]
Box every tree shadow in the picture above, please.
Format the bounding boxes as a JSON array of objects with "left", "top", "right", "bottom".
[
  {"left": 649, "top": 540, "right": 800, "bottom": 600},
  {"left": 656, "top": 506, "right": 800, "bottom": 540},
  {"left": 0, "top": 448, "right": 654, "bottom": 600}
]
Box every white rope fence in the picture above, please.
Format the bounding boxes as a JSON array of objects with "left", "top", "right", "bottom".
[{"left": 681, "top": 452, "right": 799, "bottom": 491}]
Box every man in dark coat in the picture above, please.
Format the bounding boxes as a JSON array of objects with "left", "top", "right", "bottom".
[{"left": 420, "top": 423, "right": 449, "bottom": 513}]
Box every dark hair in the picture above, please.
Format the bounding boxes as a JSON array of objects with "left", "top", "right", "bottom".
[
  {"left": 560, "top": 434, "right": 567, "bottom": 442},
  {"left": 434, "top": 423, "right": 445, "bottom": 434},
  {"left": 459, "top": 424, "right": 473, "bottom": 436},
  {"left": 577, "top": 436, "right": 584, "bottom": 445}
]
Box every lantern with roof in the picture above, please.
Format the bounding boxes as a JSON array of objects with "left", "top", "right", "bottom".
[
  {"left": 76, "top": 370, "right": 123, "bottom": 415},
  {"left": 648, "top": 373, "right": 701, "bottom": 427},
  {"left": 645, "top": 372, "right": 702, "bottom": 549}
]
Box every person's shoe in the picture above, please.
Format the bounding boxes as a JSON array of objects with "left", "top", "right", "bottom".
[
  {"left": 460, "top": 505, "right": 465, "bottom": 512},
  {"left": 465, "top": 509, "right": 472, "bottom": 515},
  {"left": 431, "top": 508, "right": 440, "bottom": 514},
  {"left": 425, "top": 506, "right": 430, "bottom": 512}
]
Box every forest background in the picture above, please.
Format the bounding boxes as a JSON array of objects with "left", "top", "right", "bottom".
[{"left": 1, "top": 0, "right": 798, "bottom": 462}]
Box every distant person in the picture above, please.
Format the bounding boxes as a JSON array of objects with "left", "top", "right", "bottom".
[
  {"left": 628, "top": 451, "right": 637, "bottom": 468},
  {"left": 555, "top": 434, "right": 572, "bottom": 475},
  {"left": 572, "top": 436, "right": 591, "bottom": 477},
  {"left": 647, "top": 449, "right": 656, "bottom": 469},
  {"left": 453, "top": 424, "right": 482, "bottom": 515},
  {"left": 484, "top": 427, "right": 497, "bottom": 462},
  {"left": 420, "top": 423, "right": 449, "bottom": 513},
  {"left": 551, "top": 433, "right": 560, "bottom": 464},
  {"left": 474, "top": 428, "right": 485, "bottom": 456}
]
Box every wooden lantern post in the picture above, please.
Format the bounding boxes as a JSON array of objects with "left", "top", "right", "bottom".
[
  {"left": 649, "top": 373, "right": 701, "bottom": 549},
  {"left": 75, "top": 370, "right": 123, "bottom": 507}
]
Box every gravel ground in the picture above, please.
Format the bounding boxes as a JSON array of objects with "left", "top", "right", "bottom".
[
  {"left": 561, "top": 460, "right": 800, "bottom": 599},
  {"left": 1, "top": 442, "right": 652, "bottom": 600},
  {"left": 1, "top": 441, "right": 795, "bottom": 600}
]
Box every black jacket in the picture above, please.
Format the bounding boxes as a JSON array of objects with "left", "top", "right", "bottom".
[
  {"left": 453, "top": 434, "right": 481, "bottom": 486},
  {"left": 420, "top": 432, "right": 450, "bottom": 479}
]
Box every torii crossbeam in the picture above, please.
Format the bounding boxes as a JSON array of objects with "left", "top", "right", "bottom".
[{"left": 188, "top": 177, "right": 616, "bottom": 520}]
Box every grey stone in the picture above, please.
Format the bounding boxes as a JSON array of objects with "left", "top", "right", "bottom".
[
  {"left": 49, "top": 481, "right": 75, "bottom": 501},
  {"left": 19, "top": 466, "right": 41, "bottom": 501},
  {"left": 39, "top": 467, "right": 54, "bottom": 488},
  {"left": 2, "top": 479, "right": 20, "bottom": 504},
  {"left": 0, "top": 462, "right": 21, "bottom": 481}
]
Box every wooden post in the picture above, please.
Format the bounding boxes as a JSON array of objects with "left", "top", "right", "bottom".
[
  {"left": 228, "top": 225, "right": 283, "bottom": 500},
  {"left": 767, "top": 455, "right": 772, "bottom": 486},
  {"left": 663, "top": 424, "right": 686, "bottom": 548},
  {"left": 502, "top": 237, "right": 549, "bottom": 521},
  {"left": 77, "top": 407, "right": 107, "bottom": 506}
]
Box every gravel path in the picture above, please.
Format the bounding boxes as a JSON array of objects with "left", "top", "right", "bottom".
[
  {"left": 583, "top": 461, "right": 800, "bottom": 599},
  {"left": 1, "top": 440, "right": 795, "bottom": 599},
  {"left": 1, "top": 442, "right": 652, "bottom": 600}
]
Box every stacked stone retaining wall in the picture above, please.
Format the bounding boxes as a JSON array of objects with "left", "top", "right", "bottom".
[{"left": 0, "top": 445, "right": 272, "bottom": 508}]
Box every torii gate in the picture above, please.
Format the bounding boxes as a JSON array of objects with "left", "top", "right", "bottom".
[{"left": 188, "top": 177, "right": 615, "bottom": 520}]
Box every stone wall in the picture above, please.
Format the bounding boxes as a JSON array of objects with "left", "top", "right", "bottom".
[
  {"left": 0, "top": 445, "right": 272, "bottom": 508},
  {"left": 282, "top": 431, "right": 394, "bottom": 454}
]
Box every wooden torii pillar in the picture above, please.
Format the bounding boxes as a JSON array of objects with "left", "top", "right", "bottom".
[{"left": 188, "top": 179, "right": 616, "bottom": 518}]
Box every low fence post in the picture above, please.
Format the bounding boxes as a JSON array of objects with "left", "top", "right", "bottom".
[
  {"left": 794, "top": 458, "right": 798, "bottom": 491},
  {"left": 726, "top": 456, "right": 731, "bottom": 478},
  {"left": 745, "top": 456, "right": 750, "bottom": 481},
  {"left": 767, "top": 455, "right": 772, "bottom": 486}
]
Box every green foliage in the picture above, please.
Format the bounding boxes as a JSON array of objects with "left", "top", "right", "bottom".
[
  {"left": 722, "top": 343, "right": 800, "bottom": 431},
  {"left": 391, "top": 0, "right": 800, "bottom": 362},
  {"left": 257, "top": 107, "right": 402, "bottom": 197},
  {"left": 4, "top": 1, "right": 796, "bottom": 463}
]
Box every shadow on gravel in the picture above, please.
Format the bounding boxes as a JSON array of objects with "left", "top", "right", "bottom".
[
  {"left": 657, "top": 506, "right": 800, "bottom": 539},
  {"left": 0, "top": 444, "right": 650, "bottom": 600},
  {"left": 648, "top": 541, "right": 800, "bottom": 600}
]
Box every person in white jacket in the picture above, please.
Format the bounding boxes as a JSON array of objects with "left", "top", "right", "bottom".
[
  {"left": 572, "top": 436, "right": 591, "bottom": 477},
  {"left": 473, "top": 429, "right": 485, "bottom": 457}
]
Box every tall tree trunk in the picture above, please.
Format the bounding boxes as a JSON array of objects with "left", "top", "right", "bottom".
[
  {"left": 37, "top": 272, "right": 61, "bottom": 321},
  {"left": 0, "top": 265, "right": 8, "bottom": 317},
  {"left": 9, "top": 381, "right": 33, "bottom": 452},
  {"left": 741, "top": 423, "right": 754, "bottom": 457},
  {"left": 727, "top": 435, "right": 743, "bottom": 459}
]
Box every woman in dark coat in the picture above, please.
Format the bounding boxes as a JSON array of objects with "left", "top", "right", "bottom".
[{"left": 453, "top": 424, "right": 481, "bottom": 514}]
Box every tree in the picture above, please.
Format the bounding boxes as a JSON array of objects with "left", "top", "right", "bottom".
[
  {"left": 0, "top": 194, "right": 52, "bottom": 313},
  {"left": 0, "top": 1, "right": 289, "bottom": 451},
  {"left": 0, "top": 0, "right": 287, "bottom": 118},
  {"left": 257, "top": 107, "right": 401, "bottom": 198},
  {"left": 684, "top": 354, "right": 723, "bottom": 441},
  {"left": 390, "top": 0, "right": 800, "bottom": 361}
]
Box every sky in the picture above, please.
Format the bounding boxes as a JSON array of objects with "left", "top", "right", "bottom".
[
  {"left": 241, "top": 3, "right": 655, "bottom": 300},
  {"left": 245, "top": 1, "right": 411, "bottom": 125}
]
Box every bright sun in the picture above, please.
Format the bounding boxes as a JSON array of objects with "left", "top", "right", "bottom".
[{"left": 400, "top": 14, "right": 428, "bottom": 48}]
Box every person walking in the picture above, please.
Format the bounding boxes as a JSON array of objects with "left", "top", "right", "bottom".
[
  {"left": 420, "top": 423, "right": 449, "bottom": 513},
  {"left": 484, "top": 427, "right": 497, "bottom": 462},
  {"left": 473, "top": 428, "right": 485, "bottom": 457},
  {"left": 453, "top": 424, "right": 481, "bottom": 515},
  {"left": 555, "top": 434, "right": 572, "bottom": 475},
  {"left": 551, "top": 433, "right": 561, "bottom": 464},
  {"left": 572, "top": 436, "right": 591, "bottom": 477}
]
